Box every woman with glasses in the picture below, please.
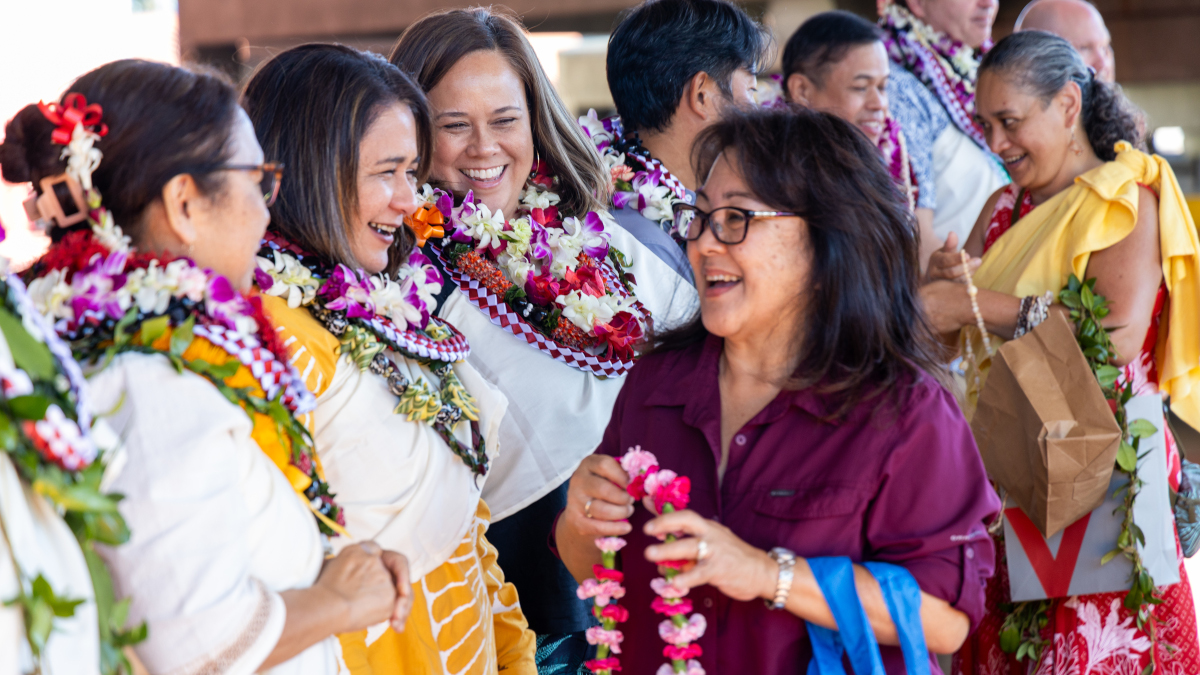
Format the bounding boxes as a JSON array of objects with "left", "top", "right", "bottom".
[
  {"left": 554, "top": 107, "right": 1000, "bottom": 674},
  {"left": 242, "top": 44, "right": 537, "bottom": 674},
  {"left": 3, "top": 59, "right": 413, "bottom": 674}
]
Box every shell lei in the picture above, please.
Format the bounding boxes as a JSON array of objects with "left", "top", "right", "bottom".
[
  {"left": 579, "top": 447, "right": 707, "bottom": 675},
  {"left": 417, "top": 167, "right": 649, "bottom": 376},
  {"left": 256, "top": 233, "right": 489, "bottom": 476},
  {"left": 25, "top": 206, "right": 342, "bottom": 539}
]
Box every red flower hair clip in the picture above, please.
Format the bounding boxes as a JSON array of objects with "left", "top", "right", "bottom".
[{"left": 38, "top": 93, "right": 108, "bottom": 146}]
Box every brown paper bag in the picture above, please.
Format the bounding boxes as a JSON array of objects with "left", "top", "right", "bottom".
[{"left": 971, "top": 312, "right": 1122, "bottom": 539}]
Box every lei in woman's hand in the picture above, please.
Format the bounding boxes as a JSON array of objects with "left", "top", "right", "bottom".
[{"left": 578, "top": 446, "right": 708, "bottom": 675}]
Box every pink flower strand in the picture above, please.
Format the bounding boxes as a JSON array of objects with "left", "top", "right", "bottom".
[
  {"left": 643, "top": 469, "right": 677, "bottom": 499},
  {"left": 657, "top": 661, "right": 705, "bottom": 675},
  {"left": 595, "top": 537, "right": 627, "bottom": 553},
  {"left": 585, "top": 626, "right": 625, "bottom": 654},
  {"left": 620, "top": 445, "right": 659, "bottom": 477},
  {"left": 577, "top": 579, "right": 626, "bottom": 606},
  {"left": 658, "top": 614, "right": 707, "bottom": 646},
  {"left": 651, "top": 577, "right": 688, "bottom": 598}
]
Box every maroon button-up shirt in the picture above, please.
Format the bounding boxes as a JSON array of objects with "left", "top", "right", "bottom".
[{"left": 591, "top": 336, "right": 1000, "bottom": 674}]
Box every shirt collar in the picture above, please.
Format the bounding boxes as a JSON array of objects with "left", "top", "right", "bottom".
[{"left": 644, "top": 333, "right": 839, "bottom": 425}]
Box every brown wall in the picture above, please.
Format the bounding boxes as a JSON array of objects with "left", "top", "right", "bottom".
[{"left": 179, "top": 0, "right": 640, "bottom": 56}]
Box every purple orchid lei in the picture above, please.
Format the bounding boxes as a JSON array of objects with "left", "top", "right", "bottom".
[
  {"left": 578, "top": 111, "right": 690, "bottom": 244},
  {"left": 255, "top": 234, "right": 487, "bottom": 475}
]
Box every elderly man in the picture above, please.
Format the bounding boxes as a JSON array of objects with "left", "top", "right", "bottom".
[
  {"left": 1015, "top": 0, "right": 1116, "bottom": 82},
  {"left": 880, "top": 0, "right": 1009, "bottom": 258}
]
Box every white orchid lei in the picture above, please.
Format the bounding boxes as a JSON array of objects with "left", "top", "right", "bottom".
[
  {"left": 256, "top": 234, "right": 488, "bottom": 476},
  {"left": 422, "top": 170, "right": 648, "bottom": 363},
  {"left": 577, "top": 111, "right": 691, "bottom": 244}
]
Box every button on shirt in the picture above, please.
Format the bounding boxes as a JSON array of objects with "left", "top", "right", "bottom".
[{"left": 593, "top": 335, "right": 1000, "bottom": 675}]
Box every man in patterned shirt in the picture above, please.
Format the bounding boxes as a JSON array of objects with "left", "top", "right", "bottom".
[{"left": 880, "top": 0, "right": 1009, "bottom": 256}]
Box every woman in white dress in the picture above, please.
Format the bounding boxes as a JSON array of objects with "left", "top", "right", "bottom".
[
  {"left": 389, "top": 10, "right": 696, "bottom": 667},
  {"left": 4, "top": 59, "right": 412, "bottom": 675},
  {"left": 243, "top": 44, "right": 536, "bottom": 674}
]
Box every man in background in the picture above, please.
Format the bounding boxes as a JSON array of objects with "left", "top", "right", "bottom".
[{"left": 1015, "top": 0, "right": 1116, "bottom": 82}]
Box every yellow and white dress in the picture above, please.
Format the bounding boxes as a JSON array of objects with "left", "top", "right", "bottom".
[{"left": 262, "top": 294, "right": 536, "bottom": 675}]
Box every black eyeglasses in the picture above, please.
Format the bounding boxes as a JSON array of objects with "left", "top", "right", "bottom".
[
  {"left": 193, "top": 162, "right": 284, "bottom": 207},
  {"left": 671, "top": 203, "right": 797, "bottom": 245}
]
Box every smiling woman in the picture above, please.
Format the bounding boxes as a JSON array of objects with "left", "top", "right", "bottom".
[
  {"left": 919, "top": 32, "right": 1200, "bottom": 675},
  {"left": 555, "top": 107, "right": 1001, "bottom": 674},
  {"left": 244, "top": 45, "right": 432, "bottom": 277},
  {"left": 243, "top": 44, "right": 538, "bottom": 675},
  {"left": 388, "top": 9, "right": 706, "bottom": 671}
]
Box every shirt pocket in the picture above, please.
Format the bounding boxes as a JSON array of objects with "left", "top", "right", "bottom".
[{"left": 752, "top": 485, "right": 868, "bottom": 521}]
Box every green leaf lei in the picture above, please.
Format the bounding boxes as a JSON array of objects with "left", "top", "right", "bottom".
[
  {"left": 1000, "top": 275, "right": 1164, "bottom": 671},
  {"left": 0, "top": 277, "right": 146, "bottom": 675}
]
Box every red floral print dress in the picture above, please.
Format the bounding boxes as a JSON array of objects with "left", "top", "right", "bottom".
[{"left": 955, "top": 183, "right": 1200, "bottom": 675}]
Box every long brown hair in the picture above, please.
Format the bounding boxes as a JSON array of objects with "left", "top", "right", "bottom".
[
  {"left": 242, "top": 44, "right": 433, "bottom": 274},
  {"left": 388, "top": 7, "right": 609, "bottom": 217},
  {"left": 659, "top": 106, "right": 944, "bottom": 418}
]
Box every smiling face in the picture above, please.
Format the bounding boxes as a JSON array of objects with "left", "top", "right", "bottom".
[
  {"left": 188, "top": 110, "right": 272, "bottom": 291},
  {"left": 426, "top": 49, "right": 534, "bottom": 221},
  {"left": 787, "top": 42, "right": 890, "bottom": 144},
  {"left": 348, "top": 102, "right": 422, "bottom": 274},
  {"left": 975, "top": 70, "right": 1080, "bottom": 192},
  {"left": 689, "top": 152, "right": 810, "bottom": 342},
  {"left": 910, "top": 0, "right": 998, "bottom": 49}
]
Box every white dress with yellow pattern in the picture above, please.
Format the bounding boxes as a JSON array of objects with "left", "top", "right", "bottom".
[{"left": 262, "top": 294, "right": 536, "bottom": 675}]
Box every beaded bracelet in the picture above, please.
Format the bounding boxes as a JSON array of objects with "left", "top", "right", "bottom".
[{"left": 1013, "top": 291, "right": 1054, "bottom": 339}]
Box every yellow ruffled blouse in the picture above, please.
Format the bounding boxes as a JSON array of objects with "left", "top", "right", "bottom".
[{"left": 962, "top": 142, "right": 1200, "bottom": 428}]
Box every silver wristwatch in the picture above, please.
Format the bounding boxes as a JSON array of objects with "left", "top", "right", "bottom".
[{"left": 766, "top": 547, "right": 797, "bottom": 610}]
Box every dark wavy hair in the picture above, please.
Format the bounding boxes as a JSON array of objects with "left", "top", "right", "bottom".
[
  {"left": 243, "top": 44, "right": 432, "bottom": 275},
  {"left": 782, "top": 11, "right": 883, "bottom": 90},
  {"left": 979, "top": 31, "right": 1144, "bottom": 161},
  {"left": 0, "top": 59, "right": 239, "bottom": 241},
  {"left": 656, "top": 107, "right": 942, "bottom": 418},
  {"left": 607, "top": 0, "right": 773, "bottom": 133}
]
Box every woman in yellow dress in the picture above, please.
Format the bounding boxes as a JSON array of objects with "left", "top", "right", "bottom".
[
  {"left": 242, "top": 44, "right": 536, "bottom": 674},
  {"left": 920, "top": 32, "right": 1200, "bottom": 675}
]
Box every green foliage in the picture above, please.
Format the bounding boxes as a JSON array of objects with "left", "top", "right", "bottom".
[
  {"left": 0, "top": 281, "right": 144, "bottom": 674},
  {"left": 1002, "top": 276, "right": 1163, "bottom": 671},
  {"left": 1062, "top": 274, "right": 1161, "bottom": 654}
]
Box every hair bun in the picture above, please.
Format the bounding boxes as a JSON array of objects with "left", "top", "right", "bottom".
[{"left": 0, "top": 103, "right": 62, "bottom": 185}]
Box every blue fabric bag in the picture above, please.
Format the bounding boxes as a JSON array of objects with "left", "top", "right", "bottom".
[{"left": 805, "top": 557, "right": 931, "bottom": 675}]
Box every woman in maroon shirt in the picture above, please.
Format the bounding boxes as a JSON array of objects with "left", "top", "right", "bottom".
[{"left": 553, "top": 107, "right": 1001, "bottom": 674}]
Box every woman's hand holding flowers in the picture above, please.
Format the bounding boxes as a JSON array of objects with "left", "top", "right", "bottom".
[
  {"left": 643, "top": 509, "right": 779, "bottom": 604},
  {"left": 564, "top": 454, "right": 636, "bottom": 539}
]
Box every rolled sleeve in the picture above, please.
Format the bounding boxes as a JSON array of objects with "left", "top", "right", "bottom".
[{"left": 864, "top": 384, "right": 1001, "bottom": 630}]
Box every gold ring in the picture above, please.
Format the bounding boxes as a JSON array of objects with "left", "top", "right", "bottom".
[{"left": 585, "top": 499, "right": 594, "bottom": 519}]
